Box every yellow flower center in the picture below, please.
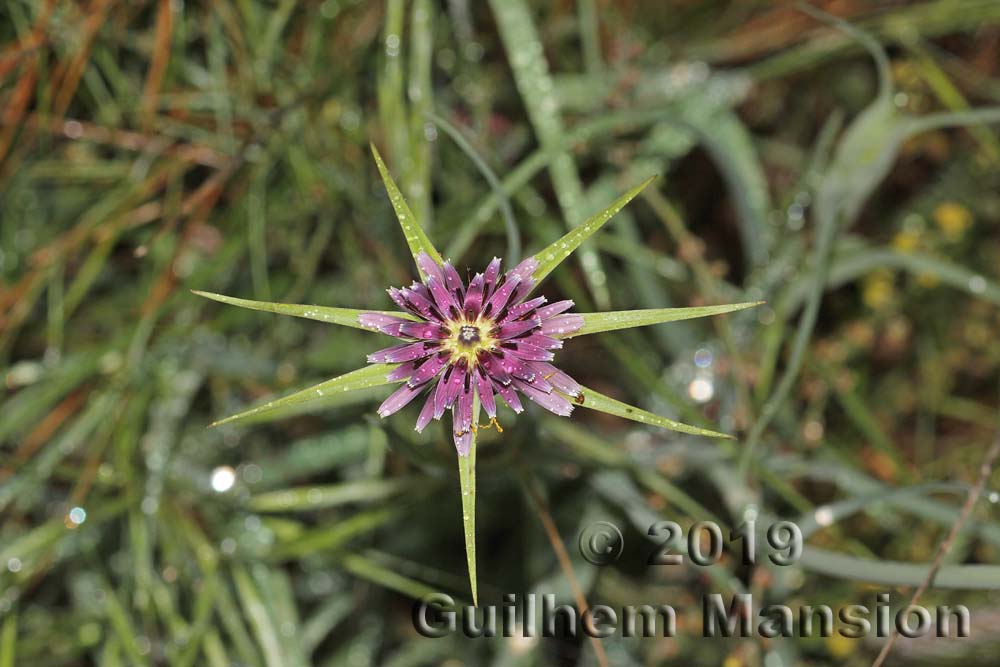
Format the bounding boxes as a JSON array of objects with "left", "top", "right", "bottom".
[{"left": 443, "top": 316, "right": 497, "bottom": 367}]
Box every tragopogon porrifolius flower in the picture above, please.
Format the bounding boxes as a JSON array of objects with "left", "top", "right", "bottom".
[{"left": 195, "top": 144, "right": 761, "bottom": 602}]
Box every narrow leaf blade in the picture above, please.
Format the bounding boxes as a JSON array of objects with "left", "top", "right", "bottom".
[
  {"left": 370, "top": 143, "right": 444, "bottom": 274},
  {"left": 193, "top": 290, "right": 417, "bottom": 328},
  {"left": 458, "top": 396, "right": 480, "bottom": 605},
  {"left": 573, "top": 384, "right": 733, "bottom": 439},
  {"left": 530, "top": 174, "right": 657, "bottom": 286},
  {"left": 564, "top": 302, "right": 764, "bottom": 338},
  {"left": 210, "top": 364, "right": 401, "bottom": 428},
  {"left": 250, "top": 478, "right": 414, "bottom": 512}
]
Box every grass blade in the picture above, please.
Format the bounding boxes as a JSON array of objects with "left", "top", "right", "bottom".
[
  {"left": 192, "top": 290, "right": 418, "bottom": 328},
  {"left": 573, "top": 384, "right": 733, "bottom": 439},
  {"left": 370, "top": 142, "right": 444, "bottom": 275},
  {"left": 209, "top": 364, "right": 401, "bottom": 428},
  {"left": 564, "top": 302, "right": 763, "bottom": 338},
  {"left": 250, "top": 478, "right": 415, "bottom": 512},
  {"left": 489, "top": 0, "right": 611, "bottom": 306},
  {"left": 530, "top": 174, "right": 657, "bottom": 287},
  {"left": 458, "top": 395, "right": 479, "bottom": 605}
]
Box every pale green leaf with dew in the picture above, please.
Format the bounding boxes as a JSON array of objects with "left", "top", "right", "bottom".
[
  {"left": 192, "top": 290, "right": 418, "bottom": 329},
  {"left": 210, "top": 364, "right": 401, "bottom": 428},
  {"left": 250, "top": 478, "right": 416, "bottom": 512},
  {"left": 562, "top": 302, "right": 763, "bottom": 339},
  {"left": 458, "top": 395, "right": 480, "bottom": 605},
  {"left": 572, "top": 384, "right": 733, "bottom": 439},
  {"left": 530, "top": 174, "right": 658, "bottom": 287},
  {"left": 370, "top": 143, "right": 444, "bottom": 275}
]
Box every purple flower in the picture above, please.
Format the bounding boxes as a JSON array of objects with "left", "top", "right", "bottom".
[{"left": 360, "top": 252, "right": 583, "bottom": 455}]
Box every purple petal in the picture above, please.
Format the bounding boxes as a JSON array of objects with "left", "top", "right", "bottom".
[
  {"left": 454, "top": 383, "right": 474, "bottom": 436},
  {"left": 399, "top": 322, "right": 449, "bottom": 340},
  {"left": 509, "top": 277, "right": 536, "bottom": 306},
  {"left": 426, "top": 276, "right": 459, "bottom": 318},
  {"left": 492, "top": 379, "right": 523, "bottom": 413},
  {"left": 483, "top": 276, "right": 521, "bottom": 317},
  {"left": 453, "top": 427, "right": 473, "bottom": 456},
  {"left": 509, "top": 256, "right": 539, "bottom": 280},
  {"left": 540, "top": 314, "right": 584, "bottom": 336},
  {"left": 500, "top": 296, "right": 547, "bottom": 323},
  {"left": 464, "top": 273, "right": 485, "bottom": 318},
  {"left": 377, "top": 383, "right": 423, "bottom": 417},
  {"left": 433, "top": 367, "right": 452, "bottom": 419},
  {"left": 401, "top": 284, "right": 439, "bottom": 320},
  {"left": 442, "top": 261, "right": 466, "bottom": 298},
  {"left": 387, "top": 287, "right": 409, "bottom": 311},
  {"left": 358, "top": 312, "right": 413, "bottom": 334},
  {"left": 479, "top": 352, "right": 512, "bottom": 385},
  {"left": 367, "top": 341, "right": 439, "bottom": 363},
  {"left": 529, "top": 361, "right": 582, "bottom": 396},
  {"left": 415, "top": 391, "right": 436, "bottom": 432},
  {"left": 507, "top": 341, "right": 554, "bottom": 362},
  {"left": 474, "top": 366, "right": 496, "bottom": 419},
  {"left": 536, "top": 300, "right": 575, "bottom": 319},
  {"left": 442, "top": 361, "right": 468, "bottom": 409},
  {"left": 482, "top": 257, "right": 502, "bottom": 300},
  {"left": 519, "top": 333, "right": 563, "bottom": 350},
  {"left": 408, "top": 353, "right": 449, "bottom": 386},
  {"left": 416, "top": 252, "right": 445, "bottom": 284},
  {"left": 494, "top": 350, "right": 536, "bottom": 382},
  {"left": 496, "top": 318, "right": 541, "bottom": 341},
  {"left": 515, "top": 380, "right": 574, "bottom": 417},
  {"left": 387, "top": 361, "right": 419, "bottom": 382}
]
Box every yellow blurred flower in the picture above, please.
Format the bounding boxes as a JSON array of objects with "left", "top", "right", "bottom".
[
  {"left": 934, "top": 201, "right": 973, "bottom": 241},
  {"left": 891, "top": 229, "right": 921, "bottom": 253},
  {"left": 862, "top": 270, "right": 894, "bottom": 309},
  {"left": 826, "top": 633, "right": 856, "bottom": 658}
]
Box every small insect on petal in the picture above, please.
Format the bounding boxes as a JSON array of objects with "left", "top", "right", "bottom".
[{"left": 454, "top": 428, "right": 473, "bottom": 456}]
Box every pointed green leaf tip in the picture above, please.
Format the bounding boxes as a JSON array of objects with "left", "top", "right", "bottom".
[
  {"left": 564, "top": 301, "right": 764, "bottom": 338},
  {"left": 209, "top": 363, "right": 401, "bottom": 428},
  {"left": 192, "top": 290, "right": 418, "bottom": 329},
  {"left": 572, "top": 384, "right": 733, "bottom": 439},
  {"left": 530, "top": 174, "right": 658, "bottom": 286},
  {"left": 370, "top": 143, "right": 444, "bottom": 276}
]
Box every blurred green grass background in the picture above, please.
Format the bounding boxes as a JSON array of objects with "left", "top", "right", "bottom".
[{"left": 2, "top": 1, "right": 1000, "bottom": 665}]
